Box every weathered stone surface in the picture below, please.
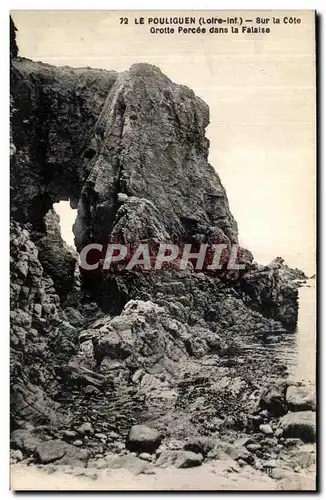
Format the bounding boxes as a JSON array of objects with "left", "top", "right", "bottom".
[
  {"left": 32, "top": 210, "right": 77, "bottom": 299},
  {"left": 11, "top": 429, "right": 41, "bottom": 454},
  {"left": 175, "top": 451, "right": 203, "bottom": 468},
  {"left": 241, "top": 258, "right": 299, "bottom": 330},
  {"left": 259, "top": 424, "right": 274, "bottom": 436},
  {"left": 10, "top": 57, "right": 117, "bottom": 227},
  {"left": 77, "top": 422, "right": 94, "bottom": 435},
  {"left": 90, "top": 300, "right": 189, "bottom": 369},
  {"left": 10, "top": 449, "right": 23, "bottom": 464},
  {"left": 138, "top": 452, "right": 152, "bottom": 461},
  {"left": 10, "top": 220, "right": 79, "bottom": 428},
  {"left": 259, "top": 383, "right": 287, "bottom": 417},
  {"left": 72, "top": 62, "right": 239, "bottom": 251},
  {"left": 279, "top": 412, "right": 316, "bottom": 443},
  {"left": 219, "top": 443, "right": 254, "bottom": 464},
  {"left": 126, "top": 425, "right": 162, "bottom": 454},
  {"left": 34, "top": 439, "right": 90, "bottom": 465},
  {"left": 286, "top": 385, "right": 316, "bottom": 412},
  {"left": 88, "top": 453, "right": 148, "bottom": 474},
  {"left": 10, "top": 16, "right": 18, "bottom": 59},
  {"left": 11, "top": 54, "right": 239, "bottom": 257},
  {"left": 183, "top": 437, "right": 216, "bottom": 457},
  {"left": 34, "top": 440, "right": 67, "bottom": 463},
  {"left": 155, "top": 450, "right": 179, "bottom": 468}
]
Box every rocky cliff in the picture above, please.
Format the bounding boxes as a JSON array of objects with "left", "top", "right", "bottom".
[{"left": 10, "top": 18, "right": 311, "bottom": 481}]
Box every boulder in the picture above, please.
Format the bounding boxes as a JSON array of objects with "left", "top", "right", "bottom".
[
  {"left": 34, "top": 439, "right": 90, "bottom": 465},
  {"left": 10, "top": 429, "right": 42, "bottom": 454},
  {"left": 10, "top": 449, "right": 23, "bottom": 464},
  {"left": 156, "top": 450, "right": 178, "bottom": 468},
  {"left": 34, "top": 440, "right": 67, "bottom": 463},
  {"left": 259, "top": 424, "right": 274, "bottom": 436},
  {"left": 183, "top": 436, "right": 217, "bottom": 456},
  {"left": 241, "top": 261, "right": 299, "bottom": 329},
  {"left": 286, "top": 385, "right": 316, "bottom": 412},
  {"left": 139, "top": 452, "right": 152, "bottom": 461},
  {"left": 175, "top": 451, "right": 203, "bottom": 468},
  {"left": 77, "top": 422, "right": 94, "bottom": 435},
  {"left": 279, "top": 411, "right": 316, "bottom": 443},
  {"left": 220, "top": 443, "right": 254, "bottom": 464},
  {"left": 126, "top": 425, "right": 162, "bottom": 454},
  {"left": 259, "top": 384, "right": 287, "bottom": 417}
]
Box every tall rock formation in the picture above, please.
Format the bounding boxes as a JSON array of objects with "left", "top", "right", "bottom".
[{"left": 11, "top": 58, "right": 238, "bottom": 251}]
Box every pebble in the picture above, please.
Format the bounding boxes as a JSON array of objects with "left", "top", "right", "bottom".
[
  {"left": 62, "top": 430, "right": 77, "bottom": 440},
  {"left": 10, "top": 450, "right": 23, "bottom": 463},
  {"left": 95, "top": 433, "right": 107, "bottom": 441},
  {"left": 108, "top": 431, "right": 119, "bottom": 440},
  {"left": 139, "top": 452, "right": 152, "bottom": 461},
  {"left": 73, "top": 440, "right": 83, "bottom": 446},
  {"left": 84, "top": 385, "right": 100, "bottom": 396},
  {"left": 270, "top": 467, "right": 291, "bottom": 480},
  {"left": 259, "top": 424, "right": 274, "bottom": 436},
  {"left": 77, "top": 422, "right": 94, "bottom": 435},
  {"left": 263, "top": 459, "right": 277, "bottom": 469}
]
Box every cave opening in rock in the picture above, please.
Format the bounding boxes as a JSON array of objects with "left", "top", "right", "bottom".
[{"left": 53, "top": 201, "right": 77, "bottom": 248}]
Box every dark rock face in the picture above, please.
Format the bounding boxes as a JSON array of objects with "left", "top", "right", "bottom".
[
  {"left": 11, "top": 57, "right": 237, "bottom": 250},
  {"left": 31, "top": 210, "right": 78, "bottom": 299},
  {"left": 10, "top": 25, "right": 304, "bottom": 462},
  {"left": 240, "top": 259, "right": 299, "bottom": 330},
  {"left": 10, "top": 58, "right": 117, "bottom": 228},
  {"left": 10, "top": 219, "right": 90, "bottom": 428},
  {"left": 73, "top": 63, "right": 238, "bottom": 251},
  {"left": 259, "top": 383, "right": 288, "bottom": 417},
  {"left": 10, "top": 16, "right": 18, "bottom": 59}
]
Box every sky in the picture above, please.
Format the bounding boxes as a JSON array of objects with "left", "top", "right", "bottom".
[{"left": 11, "top": 10, "right": 316, "bottom": 275}]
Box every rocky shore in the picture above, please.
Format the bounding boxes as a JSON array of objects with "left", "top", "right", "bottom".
[{"left": 10, "top": 18, "right": 315, "bottom": 490}]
